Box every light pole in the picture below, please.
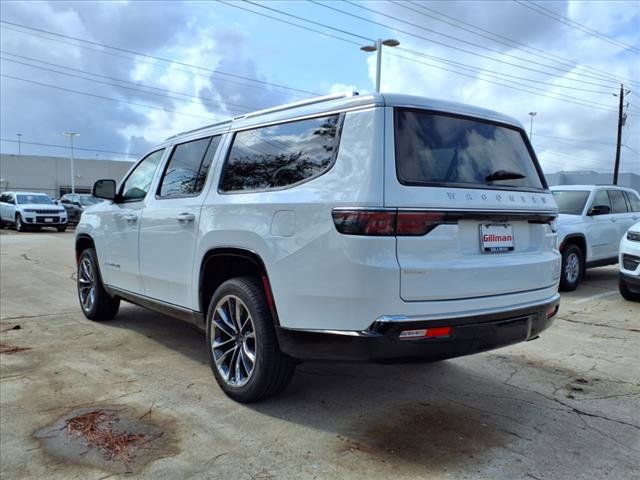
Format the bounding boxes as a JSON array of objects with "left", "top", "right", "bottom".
[
  {"left": 63, "top": 132, "right": 79, "bottom": 194},
  {"left": 528, "top": 112, "right": 537, "bottom": 140},
  {"left": 360, "top": 38, "right": 400, "bottom": 92},
  {"left": 16, "top": 133, "right": 22, "bottom": 155}
]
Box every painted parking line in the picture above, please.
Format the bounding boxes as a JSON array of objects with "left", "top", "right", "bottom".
[{"left": 572, "top": 290, "right": 620, "bottom": 305}]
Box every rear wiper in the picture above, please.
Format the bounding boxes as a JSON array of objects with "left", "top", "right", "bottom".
[{"left": 485, "top": 170, "right": 526, "bottom": 182}]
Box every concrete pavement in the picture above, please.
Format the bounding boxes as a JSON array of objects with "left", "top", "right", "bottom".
[{"left": 1, "top": 229, "right": 638, "bottom": 479}]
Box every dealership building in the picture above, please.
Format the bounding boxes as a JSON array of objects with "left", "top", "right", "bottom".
[{"left": 0, "top": 154, "right": 133, "bottom": 197}]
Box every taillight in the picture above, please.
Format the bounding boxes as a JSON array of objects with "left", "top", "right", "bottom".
[
  {"left": 331, "top": 210, "right": 396, "bottom": 236},
  {"left": 332, "top": 209, "right": 447, "bottom": 236},
  {"left": 396, "top": 211, "right": 445, "bottom": 236}
]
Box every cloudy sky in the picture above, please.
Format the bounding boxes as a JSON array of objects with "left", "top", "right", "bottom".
[{"left": 0, "top": 0, "right": 638, "bottom": 174}]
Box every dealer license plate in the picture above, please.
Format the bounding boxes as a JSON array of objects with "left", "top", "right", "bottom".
[
  {"left": 45, "top": 218, "right": 54, "bottom": 223},
  {"left": 480, "top": 224, "right": 514, "bottom": 252}
]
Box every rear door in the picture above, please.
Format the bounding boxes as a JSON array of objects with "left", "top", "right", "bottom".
[
  {"left": 624, "top": 191, "right": 640, "bottom": 222},
  {"left": 585, "top": 189, "right": 617, "bottom": 261},
  {"left": 139, "top": 135, "right": 221, "bottom": 307},
  {"left": 385, "top": 107, "right": 558, "bottom": 302},
  {"left": 609, "top": 189, "right": 635, "bottom": 240}
]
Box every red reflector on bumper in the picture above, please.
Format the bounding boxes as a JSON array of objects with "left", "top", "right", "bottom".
[
  {"left": 399, "top": 326, "right": 452, "bottom": 340},
  {"left": 546, "top": 305, "right": 558, "bottom": 319}
]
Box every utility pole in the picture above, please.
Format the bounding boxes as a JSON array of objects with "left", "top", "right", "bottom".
[
  {"left": 63, "top": 132, "right": 80, "bottom": 194},
  {"left": 613, "top": 84, "right": 625, "bottom": 185},
  {"left": 16, "top": 133, "right": 22, "bottom": 155}
]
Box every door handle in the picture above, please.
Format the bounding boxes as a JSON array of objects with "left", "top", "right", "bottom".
[
  {"left": 176, "top": 212, "right": 195, "bottom": 222},
  {"left": 123, "top": 213, "right": 138, "bottom": 223},
  {"left": 610, "top": 218, "right": 617, "bottom": 222}
]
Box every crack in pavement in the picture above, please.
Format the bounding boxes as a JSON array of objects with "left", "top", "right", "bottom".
[
  {"left": 1, "top": 311, "right": 79, "bottom": 321},
  {"left": 556, "top": 316, "right": 640, "bottom": 333}
]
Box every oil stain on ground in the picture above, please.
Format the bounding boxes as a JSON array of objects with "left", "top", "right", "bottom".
[
  {"left": 336, "top": 402, "right": 510, "bottom": 469},
  {"left": 34, "top": 405, "right": 178, "bottom": 474}
]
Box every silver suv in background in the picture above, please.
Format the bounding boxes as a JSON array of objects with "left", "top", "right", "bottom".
[
  {"left": 551, "top": 185, "right": 640, "bottom": 290},
  {"left": 0, "top": 191, "right": 68, "bottom": 232}
]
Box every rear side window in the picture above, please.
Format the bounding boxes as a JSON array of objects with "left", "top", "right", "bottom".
[
  {"left": 394, "top": 109, "right": 544, "bottom": 190},
  {"left": 158, "top": 136, "right": 220, "bottom": 198},
  {"left": 608, "top": 190, "right": 628, "bottom": 213},
  {"left": 624, "top": 191, "right": 640, "bottom": 212},
  {"left": 219, "top": 114, "right": 342, "bottom": 192}
]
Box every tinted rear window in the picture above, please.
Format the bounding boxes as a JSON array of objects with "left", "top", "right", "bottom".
[
  {"left": 552, "top": 190, "right": 590, "bottom": 215},
  {"left": 608, "top": 190, "right": 628, "bottom": 213},
  {"left": 394, "top": 109, "right": 544, "bottom": 190},
  {"left": 625, "top": 191, "right": 640, "bottom": 212}
]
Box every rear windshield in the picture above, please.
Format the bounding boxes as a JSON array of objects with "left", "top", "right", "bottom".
[
  {"left": 394, "top": 108, "right": 544, "bottom": 190},
  {"left": 16, "top": 194, "right": 53, "bottom": 204},
  {"left": 552, "top": 190, "right": 590, "bottom": 215}
]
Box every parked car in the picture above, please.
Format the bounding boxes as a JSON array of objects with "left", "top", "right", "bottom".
[
  {"left": 58, "top": 194, "right": 104, "bottom": 224},
  {"left": 0, "top": 191, "right": 68, "bottom": 232},
  {"left": 619, "top": 222, "right": 640, "bottom": 301},
  {"left": 551, "top": 185, "right": 640, "bottom": 291},
  {"left": 76, "top": 92, "right": 561, "bottom": 402}
]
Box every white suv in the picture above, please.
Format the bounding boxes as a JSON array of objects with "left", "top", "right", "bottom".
[
  {"left": 551, "top": 185, "right": 640, "bottom": 290},
  {"left": 0, "top": 191, "right": 68, "bottom": 232},
  {"left": 619, "top": 222, "right": 640, "bottom": 301},
  {"left": 76, "top": 93, "right": 561, "bottom": 402}
]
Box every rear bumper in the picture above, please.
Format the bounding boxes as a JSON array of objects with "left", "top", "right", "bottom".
[
  {"left": 276, "top": 294, "right": 560, "bottom": 362},
  {"left": 620, "top": 272, "right": 640, "bottom": 294}
]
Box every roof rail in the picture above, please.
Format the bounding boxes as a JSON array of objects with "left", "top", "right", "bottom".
[
  {"left": 165, "top": 119, "right": 232, "bottom": 141},
  {"left": 236, "top": 92, "right": 359, "bottom": 120}
]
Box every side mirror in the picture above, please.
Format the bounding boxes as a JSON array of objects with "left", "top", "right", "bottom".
[
  {"left": 588, "top": 204, "right": 611, "bottom": 216},
  {"left": 93, "top": 179, "right": 117, "bottom": 201}
]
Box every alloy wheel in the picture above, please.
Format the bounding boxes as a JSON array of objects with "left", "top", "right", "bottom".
[
  {"left": 78, "top": 257, "right": 96, "bottom": 312},
  {"left": 565, "top": 252, "right": 580, "bottom": 283},
  {"left": 211, "top": 295, "right": 257, "bottom": 387}
]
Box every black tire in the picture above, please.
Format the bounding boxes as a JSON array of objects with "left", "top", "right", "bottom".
[
  {"left": 619, "top": 277, "right": 640, "bottom": 302},
  {"left": 560, "top": 244, "right": 583, "bottom": 291},
  {"left": 206, "top": 276, "right": 295, "bottom": 403},
  {"left": 77, "top": 248, "right": 120, "bottom": 321},
  {"left": 15, "top": 213, "right": 25, "bottom": 232},
  {"left": 57, "top": 226, "right": 67, "bottom": 232}
]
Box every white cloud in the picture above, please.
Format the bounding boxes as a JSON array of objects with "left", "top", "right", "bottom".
[{"left": 364, "top": 0, "right": 639, "bottom": 174}]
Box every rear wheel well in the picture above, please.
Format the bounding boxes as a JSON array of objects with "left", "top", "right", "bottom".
[{"left": 199, "top": 249, "right": 274, "bottom": 322}]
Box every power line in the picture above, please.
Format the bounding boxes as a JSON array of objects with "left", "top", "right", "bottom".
[
  {"left": 314, "top": 0, "right": 627, "bottom": 87},
  {"left": 243, "top": 0, "right": 373, "bottom": 42},
  {"left": 399, "top": 0, "right": 631, "bottom": 86},
  {"left": 0, "top": 53, "right": 255, "bottom": 112},
  {"left": 0, "top": 19, "right": 320, "bottom": 96},
  {"left": 221, "top": 1, "right": 629, "bottom": 115},
  {"left": 0, "top": 73, "right": 226, "bottom": 120},
  {"left": 386, "top": 50, "right": 620, "bottom": 114},
  {"left": 623, "top": 144, "right": 640, "bottom": 156},
  {"left": 218, "top": 0, "right": 363, "bottom": 47},
  {"left": 0, "top": 138, "right": 140, "bottom": 157},
  {"left": 533, "top": 133, "right": 616, "bottom": 146},
  {"left": 514, "top": 0, "right": 640, "bottom": 55},
  {"left": 0, "top": 24, "right": 307, "bottom": 99}
]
